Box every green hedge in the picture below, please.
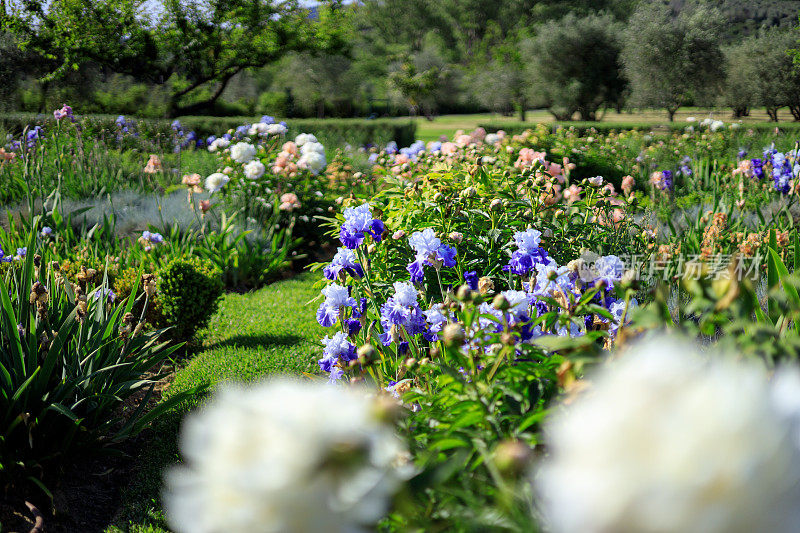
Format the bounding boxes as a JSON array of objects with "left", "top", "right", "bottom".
[
  {"left": 480, "top": 121, "right": 800, "bottom": 136},
  {"left": 0, "top": 113, "right": 416, "bottom": 147}
]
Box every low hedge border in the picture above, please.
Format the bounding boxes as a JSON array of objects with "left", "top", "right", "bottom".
[
  {"left": 480, "top": 121, "right": 800, "bottom": 136},
  {"left": 0, "top": 113, "right": 416, "bottom": 148}
]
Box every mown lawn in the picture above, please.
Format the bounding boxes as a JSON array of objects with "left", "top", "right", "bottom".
[
  {"left": 106, "top": 273, "right": 324, "bottom": 533},
  {"left": 406, "top": 107, "right": 799, "bottom": 141}
]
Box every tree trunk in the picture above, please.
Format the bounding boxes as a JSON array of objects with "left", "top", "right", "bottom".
[
  {"left": 37, "top": 81, "right": 49, "bottom": 113},
  {"left": 550, "top": 109, "right": 573, "bottom": 121},
  {"left": 732, "top": 106, "right": 750, "bottom": 118},
  {"left": 168, "top": 72, "right": 237, "bottom": 118},
  {"left": 667, "top": 107, "right": 677, "bottom": 122},
  {"left": 578, "top": 106, "right": 599, "bottom": 121},
  {"left": 518, "top": 102, "right": 526, "bottom": 122},
  {"left": 767, "top": 107, "right": 780, "bottom": 122},
  {"left": 789, "top": 105, "right": 800, "bottom": 121}
]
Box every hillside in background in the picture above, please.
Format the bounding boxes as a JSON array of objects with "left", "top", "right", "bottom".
[{"left": 671, "top": 0, "right": 800, "bottom": 38}]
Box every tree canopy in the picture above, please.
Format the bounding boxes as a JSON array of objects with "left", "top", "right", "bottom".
[{"left": 1, "top": 0, "right": 349, "bottom": 116}]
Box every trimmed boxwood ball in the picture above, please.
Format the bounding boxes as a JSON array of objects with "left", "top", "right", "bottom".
[{"left": 158, "top": 255, "right": 223, "bottom": 342}]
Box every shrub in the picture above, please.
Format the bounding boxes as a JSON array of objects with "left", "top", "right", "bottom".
[
  {"left": 114, "top": 267, "right": 163, "bottom": 327},
  {"left": 157, "top": 256, "right": 223, "bottom": 342},
  {"left": 0, "top": 239, "right": 199, "bottom": 493},
  {"left": 257, "top": 91, "right": 289, "bottom": 117},
  {"left": 0, "top": 113, "right": 417, "bottom": 148}
]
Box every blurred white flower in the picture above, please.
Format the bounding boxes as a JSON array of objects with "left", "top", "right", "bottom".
[
  {"left": 267, "top": 123, "right": 288, "bottom": 135},
  {"left": 230, "top": 142, "right": 256, "bottom": 164},
  {"left": 298, "top": 151, "right": 327, "bottom": 175},
  {"left": 243, "top": 160, "right": 266, "bottom": 180},
  {"left": 208, "top": 138, "right": 230, "bottom": 153},
  {"left": 587, "top": 176, "right": 603, "bottom": 186},
  {"left": 295, "top": 133, "right": 318, "bottom": 147},
  {"left": 484, "top": 133, "right": 500, "bottom": 145},
  {"left": 710, "top": 120, "right": 725, "bottom": 132},
  {"left": 301, "top": 141, "right": 326, "bottom": 156},
  {"left": 204, "top": 172, "right": 229, "bottom": 193},
  {"left": 536, "top": 337, "right": 800, "bottom": 533},
  {"left": 164, "top": 379, "right": 409, "bottom": 533},
  {"left": 248, "top": 123, "right": 270, "bottom": 136}
]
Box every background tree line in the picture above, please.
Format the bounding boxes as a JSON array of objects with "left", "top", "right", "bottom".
[{"left": 2, "top": 0, "right": 800, "bottom": 121}]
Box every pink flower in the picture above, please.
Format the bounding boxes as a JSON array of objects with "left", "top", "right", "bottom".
[
  {"left": 53, "top": 104, "right": 73, "bottom": 121},
  {"left": 199, "top": 200, "right": 212, "bottom": 214},
  {"left": 455, "top": 134, "right": 472, "bottom": 147},
  {"left": 622, "top": 175, "right": 635, "bottom": 194},
  {"left": 394, "top": 153, "right": 410, "bottom": 165},
  {"left": 144, "top": 154, "right": 162, "bottom": 174},
  {"left": 279, "top": 193, "right": 301, "bottom": 211},
  {"left": 733, "top": 159, "right": 753, "bottom": 179},
  {"left": 564, "top": 185, "right": 583, "bottom": 204},
  {"left": 275, "top": 155, "right": 289, "bottom": 169},
  {"left": 470, "top": 127, "right": 486, "bottom": 142},
  {"left": 441, "top": 142, "right": 458, "bottom": 155},
  {"left": 182, "top": 173, "right": 201, "bottom": 187},
  {"left": 282, "top": 141, "right": 298, "bottom": 156},
  {"left": 547, "top": 162, "right": 563, "bottom": 176}
]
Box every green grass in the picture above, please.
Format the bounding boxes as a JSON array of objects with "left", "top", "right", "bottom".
[
  {"left": 399, "top": 107, "right": 800, "bottom": 142},
  {"left": 106, "top": 273, "right": 324, "bottom": 532}
]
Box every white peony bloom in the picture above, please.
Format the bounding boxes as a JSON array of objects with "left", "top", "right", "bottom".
[
  {"left": 301, "top": 141, "right": 325, "bottom": 156},
  {"left": 243, "top": 160, "right": 266, "bottom": 180},
  {"left": 204, "top": 172, "right": 229, "bottom": 193},
  {"left": 710, "top": 120, "right": 725, "bottom": 132},
  {"left": 295, "top": 133, "right": 318, "bottom": 147},
  {"left": 248, "top": 122, "right": 269, "bottom": 136},
  {"left": 164, "top": 379, "right": 409, "bottom": 533},
  {"left": 208, "top": 138, "right": 230, "bottom": 153},
  {"left": 267, "top": 123, "right": 288, "bottom": 135},
  {"left": 536, "top": 337, "right": 800, "bottom": 533},
  {"left": 484, "top": 133, "right": 500, "bottom": 145},
  {"left": 230, "top": 142, "right": 256, "bottom": 164},
  {"left": 587, "top": 176, "right": 603, "bottom": 186},
  {"left": 298, "top": 151, "right": 327, "bottom": 175}
]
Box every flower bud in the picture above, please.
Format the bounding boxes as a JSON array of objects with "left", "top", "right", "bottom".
[
  {"left": 448, "top": 231, "right": 463, "bottom": 244},
  {"left": 501, "top": 332, "right": 516, "bottom": 346},
  {"left": 442, "top": 323, "right": 465, "bottom": 347},
  {"left": 493, "top": 294, "right": 510, "bottom": 311},
  {"left": 372, "top": 394, "right": 403, "bottom": 423},
  {"left": 456, "top": 284, "right": 472, "bottom": 301},
  {"left": 358, "top": 343, "right": 377, "bottom": 365},
  {"left": 494, "top": 440, "right": 533, "bottom": 476}
]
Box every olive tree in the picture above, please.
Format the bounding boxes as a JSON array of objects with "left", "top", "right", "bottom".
[
  {"left": 523, "top": 13, "right": 627, "bottom": 121},
  {"left": 725, "top": 29, "right": 800, "bottom": 121},
  {"left": 621, "top": 2, "right": 724, "bottom": 121}
]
